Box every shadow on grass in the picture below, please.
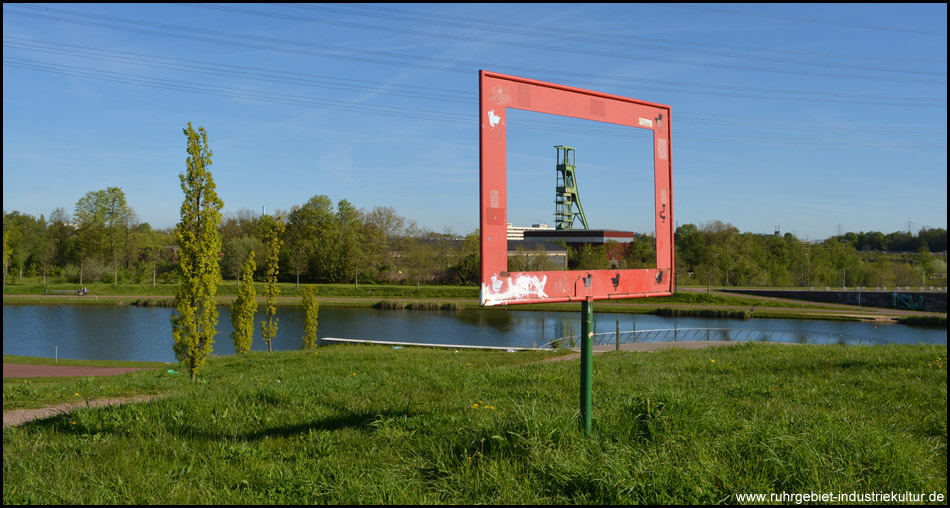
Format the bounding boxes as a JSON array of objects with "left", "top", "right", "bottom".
[
  {"left": 13, "top": 394, "right": 418, "bottom": 444},
  {"left": 242, "top": 407, "right": 414, "bottom": 440},
  {"left": 155, "top": 405, "right": 419, "bottom": 442}
]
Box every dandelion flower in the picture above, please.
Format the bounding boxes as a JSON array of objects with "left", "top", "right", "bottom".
[{"left": 74, "top": 393, "right": 80, "bottom": 397}]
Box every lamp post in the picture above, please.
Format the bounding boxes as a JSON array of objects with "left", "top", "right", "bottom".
[
  {"left": 806, "top": 252, "right": 810, "bottom": 287},
  {"left": 715, "top": 253, "right": 719, "bottom": 290}
]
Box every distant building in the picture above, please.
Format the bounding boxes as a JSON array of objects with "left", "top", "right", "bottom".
[
  {"left": 523, "top": 228, "right": 644, "bottom": 247},
  {"left": 507, "top": 223, "right": 554, "bottom": 241}
]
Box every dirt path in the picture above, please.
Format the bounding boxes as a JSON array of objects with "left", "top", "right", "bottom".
[
  {"left": 3, "top": 363, "right": 168, "bottom": 428},
  {"left": 3, "top": 394, "right": 164, "bottom": 429}
]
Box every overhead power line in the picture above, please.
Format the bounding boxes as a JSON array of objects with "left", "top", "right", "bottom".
[
  {"left": 331, "top": 3, "right": 946, "bottom": 65},
  {"left": 4, "top": 36, "right": 946, "bottom": 113},
  {"left": 5, "top": 4, "right": 946, "bottom": 86},
  {"left": 288, "top": 3, "right": 947, "bottom": 67},
  {"left": 2, "top": 37, "right": 471, "bottom": 104},
  {"left": 3, "top": 11, "right": 947, "bottom": 106},
  {"left": 651, "top": 3, "right": 947, "bottom": 37},
  {"left": 1, "top": 57, "right": 469, "bottom": 124},
  {"left": 191, "top": 3, "right": 947, "bottom": 79},
  {"left": 4, "top": 56, "right": 945, "bottom": 150}
]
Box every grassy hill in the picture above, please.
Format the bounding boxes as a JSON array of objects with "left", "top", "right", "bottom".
[{"left": 3, "top": 343, "right": 946, "bottom": 504}]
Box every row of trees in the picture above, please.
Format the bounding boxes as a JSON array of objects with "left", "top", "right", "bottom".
[
  {"left": 170, "top": 123, "right": 319, "bottom": 381},
  {"left": 829, "top": 228, "right": 946, "bottom": 254},
  {"left": 217, "top": 196, "right": 481, "bottom": 288},
  {"left": 501, "top": 222, "right": 946, "bottom": 289},
  {"left": 1, "top": 198, "right": 481, "bottom": 288},
  {"left": 3, "top": 212, "right": 947, "bottom": 291},
  {"left": 2, "top": 205, "right": 176, "bottom": 287},
  {"left": 675, "top": 221, "right": 947, "bottom": 289}
]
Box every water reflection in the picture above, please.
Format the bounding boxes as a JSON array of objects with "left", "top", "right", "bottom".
[{"left": 454, "top": 309, "right": 515, "bottom": 332}]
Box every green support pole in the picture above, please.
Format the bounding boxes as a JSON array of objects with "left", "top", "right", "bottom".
[{"left": 580, "top": 298, "right": 594, "bottom": 435}]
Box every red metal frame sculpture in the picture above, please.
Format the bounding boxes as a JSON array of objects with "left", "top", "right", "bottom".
[{"left": 479, "top": 70, "right": 674, "bottom": 306}]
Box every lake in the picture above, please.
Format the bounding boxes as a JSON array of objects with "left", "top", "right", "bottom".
[{"left": 2, "top": 305, "right": 946, "bottom": 363}]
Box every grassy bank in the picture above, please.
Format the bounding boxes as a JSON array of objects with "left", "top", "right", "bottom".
[
  {"left": 2, "top": 281, "right": 478, "bottom": 299},
  {"left": 3, "top": 356, "right": 175, "bottom": 406},
  {"left": 3, "top": 343, "right": 946, "bottom": 504},
  {"left": 2, "top": 355, "right": 170, "bottom": 369},
  {"left": 2, "top": 281, "right": 840, "bottom": 308}
]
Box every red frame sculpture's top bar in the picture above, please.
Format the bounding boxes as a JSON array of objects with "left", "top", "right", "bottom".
[{"left": 479, "top": 70, "right": 674, "bottom": 306}]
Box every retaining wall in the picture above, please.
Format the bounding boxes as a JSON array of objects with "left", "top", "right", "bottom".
[{"left": 720, "top": 288, "right": 947, "bottom": 313}]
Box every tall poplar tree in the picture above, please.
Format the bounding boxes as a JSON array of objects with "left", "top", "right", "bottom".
[
  {"left": 231, "top": 251, "right": 257, "bottom": 354},
  {"left": 172, "top": 122, "right": 224, "bottom": 381},
  {"left": 2, "top": 215, "right": 12, "bottom": 287},
  {"left": 260, "top": 214, "right": 285, "bottom": 352},
  {"left": 301, "top": 285, "right": 319, "bottom": 349}
]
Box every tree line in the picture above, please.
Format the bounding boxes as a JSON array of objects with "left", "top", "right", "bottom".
[
  {"left": 674, "top": 221, "right": 947, "bottom": 289},
  {"left": 3, "top": 191, "right": 947, "bottom": 291},
  {"left": 4, "top": 210, "right": 947, "bottom": 291},
  {"left": 4, "top": 210, "right": 946, "bottom": 292},
  {"left": 2, "top": 194, "right": 481, "bottom": 288}
]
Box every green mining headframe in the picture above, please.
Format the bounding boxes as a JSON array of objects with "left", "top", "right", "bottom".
[{"left": 554, "top": 145, "right": 589, "bottom": 230}]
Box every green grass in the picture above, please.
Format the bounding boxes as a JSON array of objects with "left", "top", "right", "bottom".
[
  {"left": 3, "top": 356, "right": 176, "bottom": 410},
  {"left": 2, "top": 281, "right": 479, "bottom": 299},
  {"left": 3, "top": 355, "right": 170, "bottom": 369},
  {"left": 897, "top": 315, "right": 948, "bottom": 327},
  {"left": 3, "top": 343, "right": 946, "bottom": 504}
]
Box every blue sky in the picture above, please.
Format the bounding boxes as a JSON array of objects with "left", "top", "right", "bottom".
[{"left": 3, "top": 3, "right": 946, "bottom": 240}]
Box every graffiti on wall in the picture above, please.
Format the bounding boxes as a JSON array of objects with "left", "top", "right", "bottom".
[{"left": 893, "top": 293, "right": 924, "bottom": 311}]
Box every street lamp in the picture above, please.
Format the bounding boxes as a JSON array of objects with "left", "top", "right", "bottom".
[
  {"left": 806, "top": 252, "right": 810, "bottom": 287},
  {"left": 714, "top": 252, "right": 719, "bottom": 290}
]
